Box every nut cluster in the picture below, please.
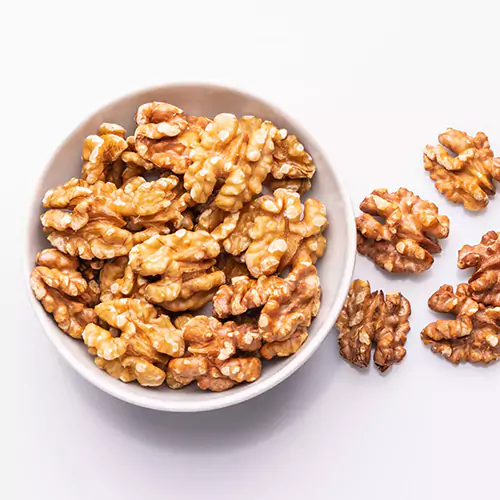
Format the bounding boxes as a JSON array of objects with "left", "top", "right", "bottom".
[{"left": 31, "top": 102, "right": 327, "bottom": 391}]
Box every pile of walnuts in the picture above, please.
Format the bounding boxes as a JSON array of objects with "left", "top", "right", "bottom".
[
  {"left": 338, "top": 128, "right": 500, "bottom": 371},
  {"left": 31, "top": 102, "right": 328, "bottom": 392}
]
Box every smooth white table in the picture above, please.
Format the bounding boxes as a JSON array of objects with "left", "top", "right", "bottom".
[{"left": 5, "top": 1, "right": 500, "bottom": 498}]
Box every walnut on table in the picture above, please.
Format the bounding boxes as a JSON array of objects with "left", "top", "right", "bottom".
[
  {"left": 424, "top": 128, "right": 500, "bottom": 211},
  {"left": 356, "top": 187, "right": 449, "bottom": 273},
  {"left": 335, "top": 279, "right": 411, "bottom": 372},
  {"left": 30, "top": 249, "right": 97, "bottom": 338},
  {"left": 421, "top": 284, "right": 500, "bottom": 364},
  {"left": 457, "top": 231, "right": 500, "bottom": 306},
  {"left": 166, "top": 315, "right": 262, "bottom": 392}
]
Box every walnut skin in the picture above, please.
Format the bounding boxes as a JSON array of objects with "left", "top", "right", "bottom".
[
  {"left": 424, "top": 128, "right": 500, "bottom": 211},
  {"left": 336, "top": 279, "right": 411, "bottom": 372},
  {"left": 356, "top": 187, "right": 449, "bottom": 273},
  {"left": 30, "top": 249, "right": 96, "bottom": 337},
  {"left": 421, "top": 284, "right": 500, "bottom": 364}
]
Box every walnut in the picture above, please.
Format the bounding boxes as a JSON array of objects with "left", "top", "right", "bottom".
[
  {"left": 213, "top": 275, "right": 283, "bottom": 318},
  {"left": 424, "top": 128, "right": 500, "bottom": 211},
  {"left": 260, "top": 327, "right": 308, "bottom": 360},
  {"left": 184, "top": 114, "right": 279, "bottom": 210},
  {"left": 215, "top": 253, "right": 249, "bottom": 280},
  {"left": 128, "top": 229, "right": 220, "bottom": 276},
  {"left": 259, "top": 261, "right": 321, "bottom": 342},
  {"left": 95, "top": 356, "right": 166, "bottom": 386},
  {"left": 30, "top": 249, "right": 96, "bottom": 337},
  {"left": 271, "top": 130, "right": 315, "bottom": 179},
  {"left": 47, "top": 220, "right": 133, "bottom": 260},
  {"left": 99, "top": 257, "right": 136, "bottom": 302},
  {"left": 421, "top": 284, "right": 500, "bottom": 364},
  {"left": 81, "top": 124, "right": 128, "bottom": 184},
  {"left": 30, "top": 100, "right": 327, "bottom": 392},
  {"left": 248, "top": 190, "right": 327, "bottom": 277},
  {"left": 134, "top": 102, "right": 210, "bottom": 173},
  {"left": 265, "top": 177, "right": 312, "bottom": 194},
  {"left": 457, "top": 231, "right": 500, "bottom": 306},
  {"left": 356, "top": 188, "right": 450, "bottom": 273},
  {"left": 165, "top": 315, "right": 262, "bottom": 391},
  {"left": 336, "top": 279, "right": 411, "bottom": 372},
  {"left": 95, "top": 298, "right": 184, "bottom": 360}
]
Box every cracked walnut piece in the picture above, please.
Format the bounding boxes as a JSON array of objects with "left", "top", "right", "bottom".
[
  {"left": 356, "top": 187, "right": 449, "bottom": 273},
  {"left": 458, "top": 231, "right": 500, "bottom": 306},
  {"left": 424, "top": 128, "right": 500, "bottom": 211},
  {"left": 336, "top": 279, "right": 411, "bottom": 372},
  {"left": 30, "top": 249, "right": 97, "bottom": 338},
  {"left": 421, "top": 284, "right": 500, "bottom": 364},
  {"left": 166, "top": 316, "right": 262, "bottom": 392}
]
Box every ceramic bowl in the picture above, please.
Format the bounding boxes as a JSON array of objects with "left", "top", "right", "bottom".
[{"left": 25, "top": 83, "right": 356, "bottom": 412}]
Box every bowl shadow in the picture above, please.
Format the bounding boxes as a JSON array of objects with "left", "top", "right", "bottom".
[{"left": 65, "top": 333, "right": 338, "bottom": 452}]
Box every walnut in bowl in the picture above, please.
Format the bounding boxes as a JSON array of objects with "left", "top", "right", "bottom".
[{"left": 26, "top": 83, "right": 356, "bottom": 412}]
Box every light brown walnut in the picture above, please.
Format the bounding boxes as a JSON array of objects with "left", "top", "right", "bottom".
[
  {"left": 165, "top": 315, "right": 262, "bottom": 391},
  {"left": 271, "top": 131, "right": 315, "bottom": 179},
  {"left": 260, "top": 327, "right": 308, "bottom": 360},
  {"left": 336, "top": 279, "right": 411, "bottom": 371},
  {"left": 95, "top": 356, "right": 166, "bottom": 386},
  {"left": 81, "top": 124, "right": 128, "bottom": 184},
  {"left": 128, "top": 229, "right": 220, "bottom": 276},
  {"left": 213, "top": 275, "right": 283, "bottom": 318},
  {"left": 99, "top": 257, "right": 136, "bottom": 302},
  {"left": 134, "top": 102, "right": 210, "bottom": 173},
  {"left": 259, "top": 261, "right": 321, "bottom": 342},
  {"left": 356, "top": 187, "right": 449, "bottom": 273},
  {"left": 424, "top": 128, "right": 500, "bottom": 211},
  {"left": 458, "top": 231, "right": 500, "bottom": 306},
  {"left": 48, "top": 220, "right": 133, "bottom": 260},
  {"left": 422, "top": 284, "right": 500, "bottom": 364},
  {"left": 265, "top": 177, "right": 312, "bottom": 194},
  {"left": 30, "top": 249, "right": 96, "bottom": 337},
  {"left": 215, "top": 253, "right": 249, "bottom": 280},
  {"left": 95, "top": 298, "right": 184, "bottom": 360}
]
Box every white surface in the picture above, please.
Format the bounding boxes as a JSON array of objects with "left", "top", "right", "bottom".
[
  {"left": 26, "top": 83, "right": 356, "bottom": 412},
  {"left": 5, "top": 0, "right": 500, "bottom": 498}
]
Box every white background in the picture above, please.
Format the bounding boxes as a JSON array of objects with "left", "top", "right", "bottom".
[{"left": 4, "top": 1, "right": 500, "bottom": 498}]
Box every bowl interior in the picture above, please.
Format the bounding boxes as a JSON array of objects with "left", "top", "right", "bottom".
[{"left": 26, "top": 84, "right": 356, "bottom": 411}]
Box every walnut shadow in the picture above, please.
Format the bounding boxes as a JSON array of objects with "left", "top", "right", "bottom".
[{"left": 64, "top": 333, "right": 337, "bottom": 452}]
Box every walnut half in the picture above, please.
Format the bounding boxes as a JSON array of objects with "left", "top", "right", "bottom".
[{"left": 336, "top": 279, "right": 411, "bottom": 372}]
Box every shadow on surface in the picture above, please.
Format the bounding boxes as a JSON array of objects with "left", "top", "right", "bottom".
[{"left": 66, "top": 333, "right": 338, "bottom": 453}]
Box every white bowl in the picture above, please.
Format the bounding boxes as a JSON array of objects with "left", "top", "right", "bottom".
[{"left": 25, "top": 83, "right": 356, "bottom": 412}]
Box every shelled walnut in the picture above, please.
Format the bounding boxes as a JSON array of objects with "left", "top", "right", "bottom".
[
  {"left": 30, "top": 249, "right": 97, "bottom": 338},
  {"left": 421, "top": 284, "right": 500, "bottom": 364},
  {"left": 335, "top": 279, "right": 411, "bottom": 372},
  {"left": 424, "top": 128, "right": 500, "bottom": 211},
  {"left": 356, "top": 187, "right": 449, "bottom": 273},
  {"left": 30, "top": 100, "right": 328, "bottom": 392},
  {"left": 166, "top": 316, "right": 262, "bottom": 391},
  {"left": 458, "top": 231, "right": 500, "bottom": 306}
]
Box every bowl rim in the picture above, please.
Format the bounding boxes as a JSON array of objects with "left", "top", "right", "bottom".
[{"left": 24, "top": 82, "right": 356, "bottom": 412}]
